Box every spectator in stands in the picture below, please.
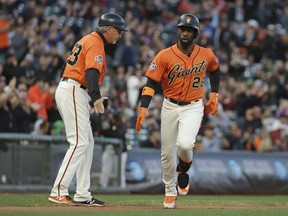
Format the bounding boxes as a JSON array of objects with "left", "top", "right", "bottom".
[
  {"left": 48, "top": 51, "right": 65, "bottom": 84},
  {"left": 2, "top": 51, "right": 20, "bottom": 85},
  {"left": 0, "top": 76, "right": 16, "bottom": 132},
  {"left": 47, "top": 97, "right": 62, "bottom": 133},
  {"left": 140, "top": 129, "right": 161, "bottom": 149},
  {"left": 263, "top": 24, "right": 283, "bottom": 61},
  {"left": 126, "top": 67, "right": 146, "bottom": 109},
  {"left": 269, "top": 111, "right": 288, "bottom": 151},
  {"left": 141, "top": 110, "right": 160, "bottom": 133},
  {"left": 50, "top": 119, "right": 65, "bottom": 136},
  {"left": 262, "top": 99, "right": 288, "bottom": 149},
  {"left": 200, "top": 125, "right": 223, "bottom": 152},
  {"left": 27, "top": 75, "right": 54, "bottom": 121},
  {"left": 10, "top": 82, "right": 37, "bottom": 133},
  {"left": 31, "top": 118, "right": 50, "bottom": 135},
  {"left": 149, "top": 94, "right": 164, "bottom": 118},
  {"left": 222, "top": 123, "right": 248, "bottom": 150},
  {"left": 228, "top": 46, "right": 249, "bottom": 80},
  {"left": 36, "top": 53, "right": 57, "bottom": 84},
  {"left": 0, "top": 10, "right": 12, "bottom": 64},
  {"left": 227, "top": 0, "right": 244, "bottom": 23},
  {"left": 10, "top": 23, "right": 28, "bottom": 63},
  {"left": 208, "top": 103, "right": 232, "bottom": 134},
  {"left": 247, "top": 128, "right": 273, "bottom": 152},
  {"left": 242, "top": 107, "right": 263, "bottom": 134},
  {"left": 111, "top": 65, "right": 127, "bottom": 105},
  {"left": 113, "top": 31, "right": 138, "bottom": 68},
  {"left": 17, "top": 53, "right": 37, "bottom": 87},
  {"left": 235, "top": 80, "right": 262, "bottom": 127}
]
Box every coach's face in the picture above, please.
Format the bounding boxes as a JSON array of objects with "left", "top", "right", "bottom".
[
  {"left": 178, "top": 26, "right": 195, "bottom": 47},
  {"left": 106, "top": 26, "right": 123, "bottom": 44}
]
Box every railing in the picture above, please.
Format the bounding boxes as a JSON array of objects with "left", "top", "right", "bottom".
[
  {"left": 0, "top": 133, "right": 123, "bottom": 187},
  {"left": 1, "top": 132, "right": 288, "bottom": 194}
]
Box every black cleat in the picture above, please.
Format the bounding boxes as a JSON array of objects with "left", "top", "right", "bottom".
[{"left": 78, "top": 197, "right": 105, "bottom": 207}]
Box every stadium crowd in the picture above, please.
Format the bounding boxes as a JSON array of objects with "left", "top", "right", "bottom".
[{"left": 0, "top": 0, "right": 288, "bottom": 152}]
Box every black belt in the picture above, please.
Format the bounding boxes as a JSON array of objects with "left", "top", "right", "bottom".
[
  {"left": 62, "top": 77, "right": 87, "bottom": 90},
  {"left": 165, "top": 97, "right": 199, "bottom": 106}
]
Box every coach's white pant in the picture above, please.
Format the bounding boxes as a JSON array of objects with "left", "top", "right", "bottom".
[
  {"left": 50, "top": 80, "right": 94, "bottom": 202},
  {"left": 161, "top": 98, "right": 203, "bottom": 197}
]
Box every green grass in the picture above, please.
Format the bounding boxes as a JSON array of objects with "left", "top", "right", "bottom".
[{"left": 0, "top": 194, "right": 287, "bottom": 216}]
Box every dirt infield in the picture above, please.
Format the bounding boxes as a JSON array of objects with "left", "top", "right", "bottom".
[{"left": 1, "top": 205, "right": 288, "bottom": 212}]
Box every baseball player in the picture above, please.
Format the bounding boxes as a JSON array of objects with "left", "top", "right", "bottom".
[
  {"left": 135, "top": 13, "right": 220, "bottom": 209},
  {"left": 48, "top": 12, "right": 128, "bottom": 207}
]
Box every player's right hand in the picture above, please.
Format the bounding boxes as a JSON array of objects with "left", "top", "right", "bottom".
[
  {"left": 135, "top": 107, "right": 147, "bottom": 132},
  {"left": 205, "top": 92, "right": 218, "bottom": 116},
  {"left": 93, "top": 97, "right": 108, "bottom": 114}
]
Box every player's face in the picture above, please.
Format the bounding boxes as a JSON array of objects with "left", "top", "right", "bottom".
[
  {"left": 107, "top": 26, "right": 123, "bottom": 44},
  {"left": 178, "top": 27, "right": 195, "bottom": 47}
]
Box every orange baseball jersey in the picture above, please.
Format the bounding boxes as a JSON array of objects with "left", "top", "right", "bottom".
[
  {"left": 146, "top": 44, "right": 219, "bottom": 102},
  {"left": 62, "top": 32, "right": 107, "bottom": 88}
]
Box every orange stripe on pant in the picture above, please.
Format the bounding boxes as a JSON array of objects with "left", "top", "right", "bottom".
[{"left": 57, "top": 86, "right": 79, "bottom": 197}]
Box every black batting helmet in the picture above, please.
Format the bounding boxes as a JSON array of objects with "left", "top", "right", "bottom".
[
  {"left": 177, "top": 13, "right": 200, "bottom": 37},
  {"left": 99, "top": 12, "right": 128, "bottom": 32}
]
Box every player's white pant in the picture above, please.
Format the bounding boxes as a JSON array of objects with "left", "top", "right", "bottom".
[
  {"left": 50, "top": 80, "right": 94, "bottom": 202},
  {"left": 161, "top": 98, "right": 203, "bottom": 196}
]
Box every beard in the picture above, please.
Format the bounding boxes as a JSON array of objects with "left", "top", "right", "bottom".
[{"left": 179, "top": 36, "right": 194, "bottom": 48}]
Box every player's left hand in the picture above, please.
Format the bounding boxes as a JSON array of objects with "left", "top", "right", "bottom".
[
  {"left": 93, "top": 97, "right": 108, "bottom": 114},
  {"left": 135, "top": 107, "right": 147, "bottom": 132},
  {"left": 205, "top": 92, "right": 218, "bottom": 116}
]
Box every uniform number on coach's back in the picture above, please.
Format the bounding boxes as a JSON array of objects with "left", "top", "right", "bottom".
[{"left": 67, "top": 43, "right": 83, "bottom": 66}]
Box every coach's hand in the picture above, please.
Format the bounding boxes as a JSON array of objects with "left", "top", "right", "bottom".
[
  {"left": 135, "top": 107, "right": 147, "bottom": 132},
  {"left": 205, "top": 92, "right": 218, "bottom": 116},
  {"left": 94, "top": 97, "right": 108, "bottom": 114}
]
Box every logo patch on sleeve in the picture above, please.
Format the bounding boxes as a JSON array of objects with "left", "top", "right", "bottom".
[
  {"left": 94, "top": 55, "right": 103, "bottom": 65},
  {"left": 148, "top": 61, "right": 157, "bottom": 71}
]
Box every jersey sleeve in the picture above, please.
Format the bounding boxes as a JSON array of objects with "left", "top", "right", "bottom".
[
  {"left": 207, "top": 49, "right": 219, "bottom": 72},
  {"left": 84, "top": 45, "right": 105, "bottom": 73},
  {"left": 145, "top": 52, "right": 166, "bottom": 82}
]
